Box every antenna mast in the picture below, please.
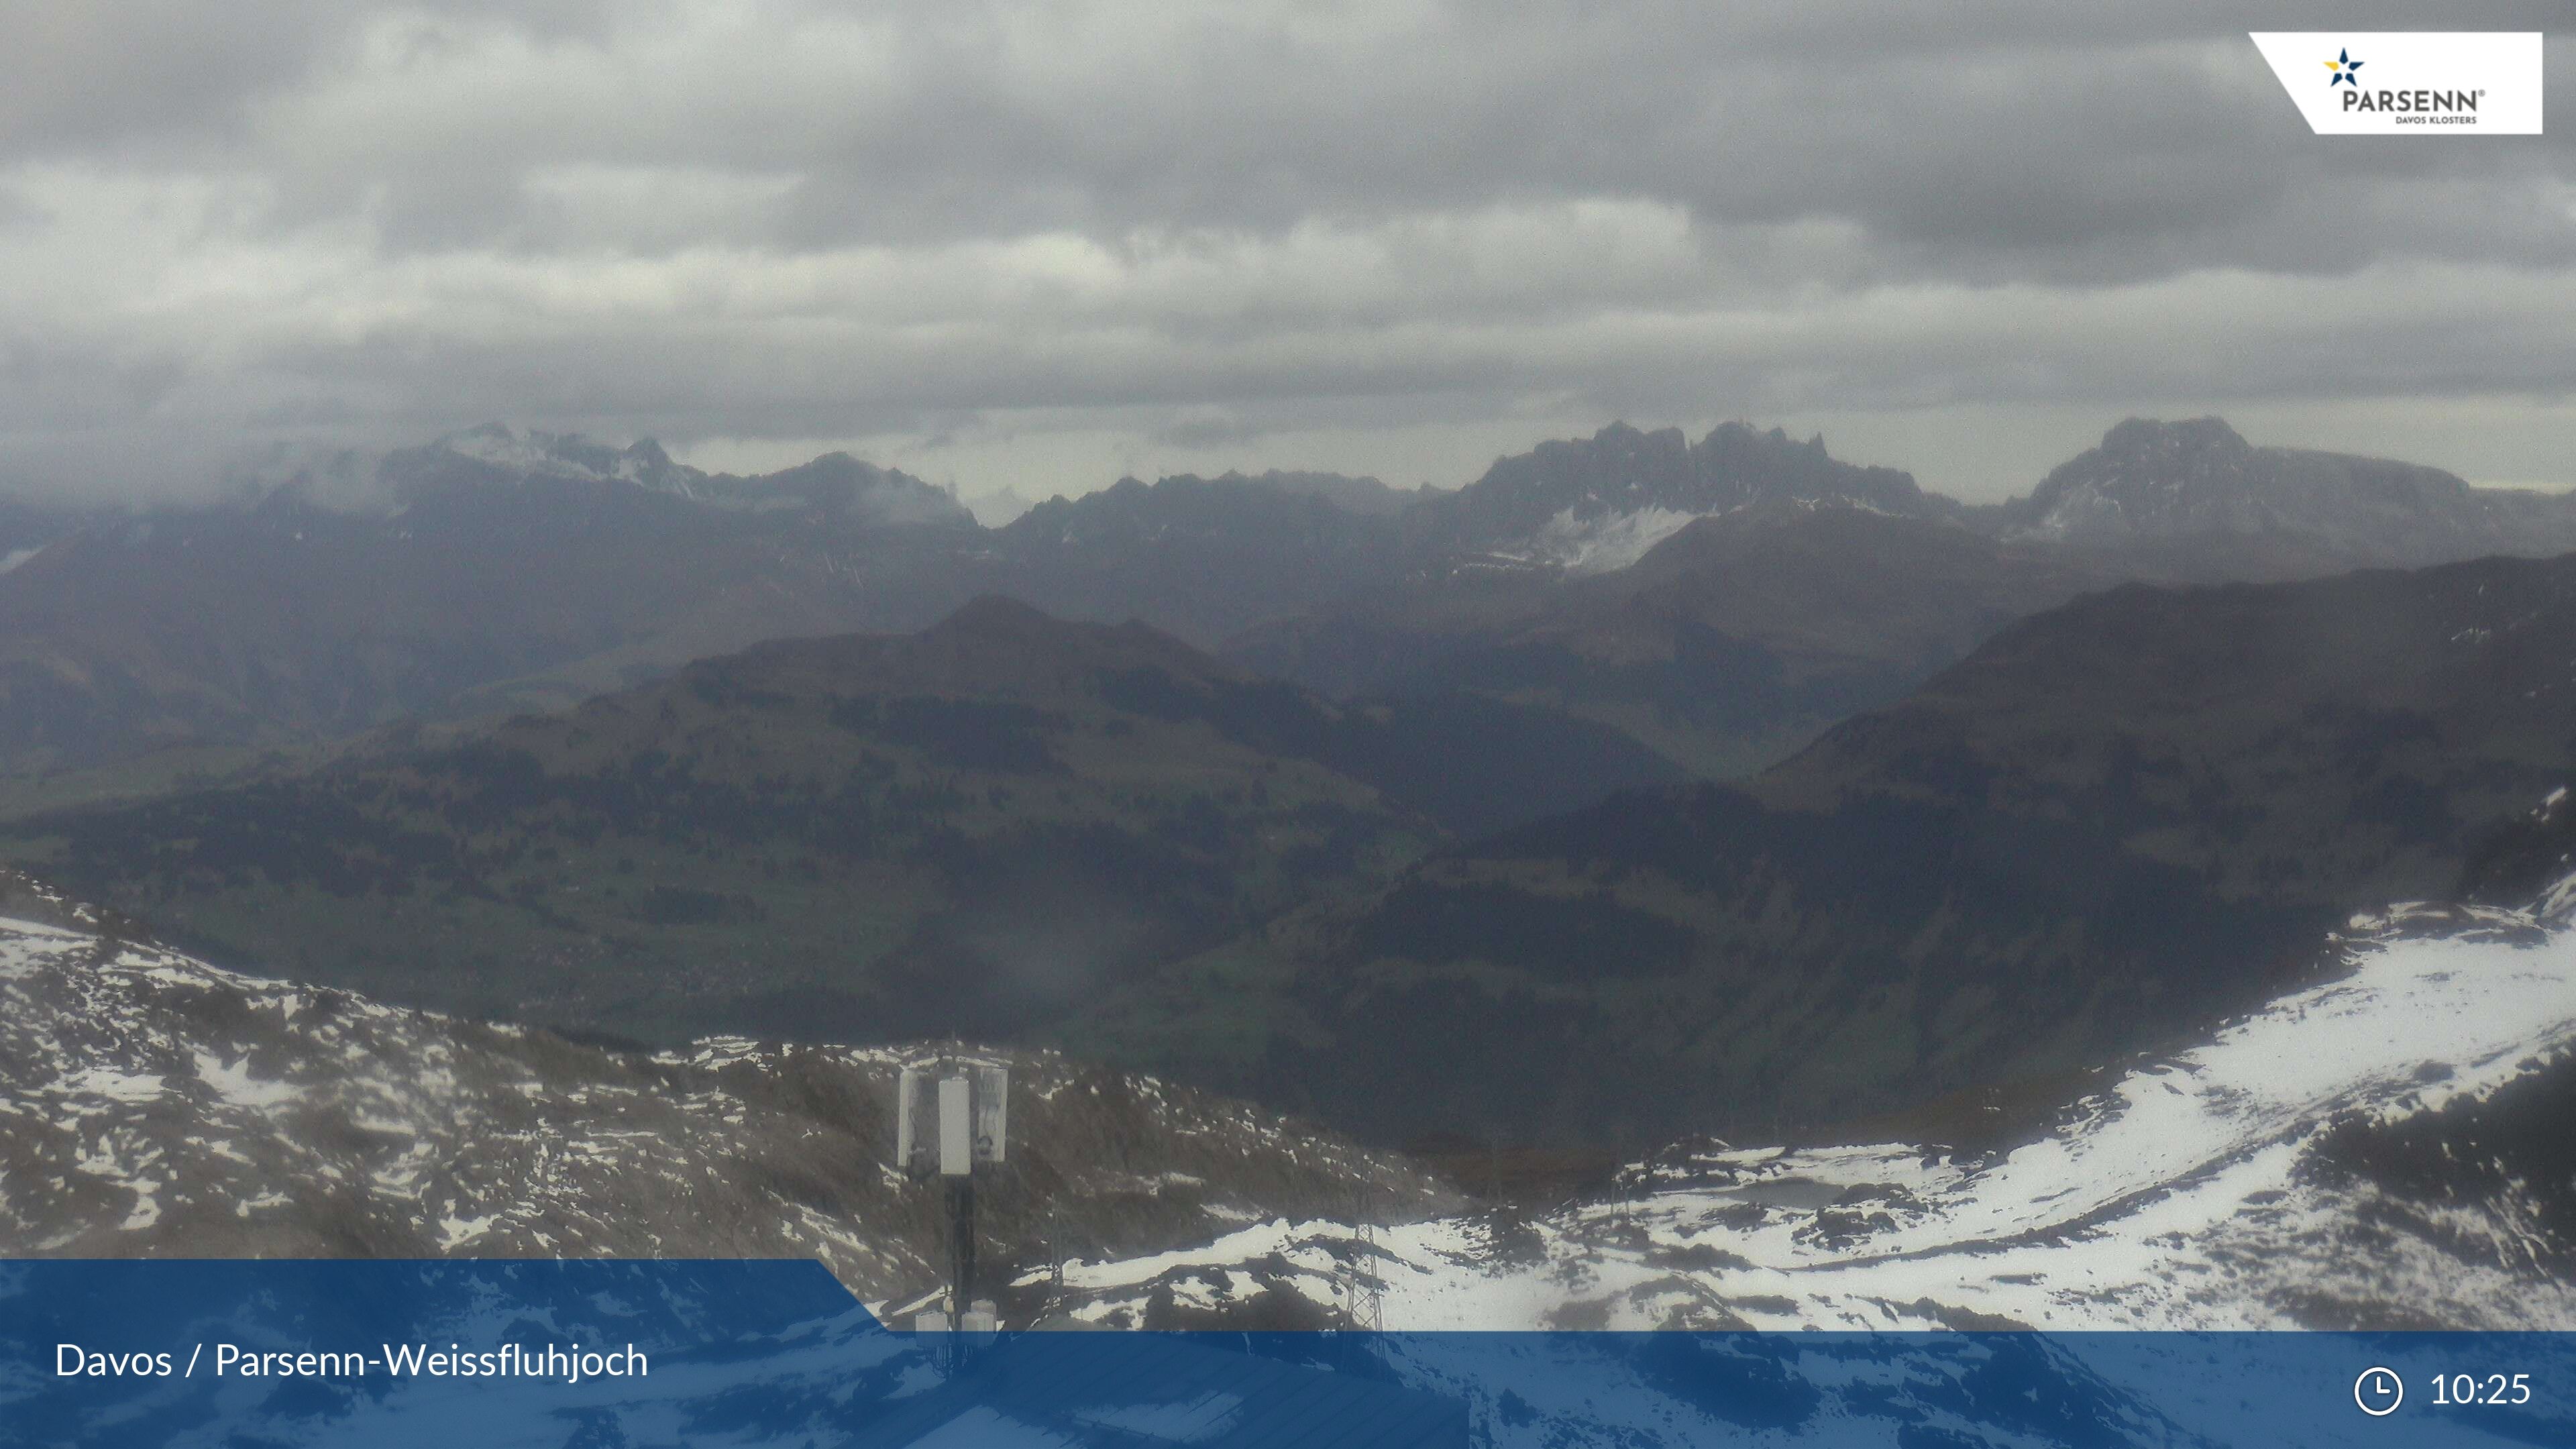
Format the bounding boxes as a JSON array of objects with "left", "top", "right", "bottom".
[
  {"left": 894, "top": 1054, "right": 1009, "bottom": 1354},
  {"left": 1344, "top": 1177, "right": 1385, "bottom": 1333}
]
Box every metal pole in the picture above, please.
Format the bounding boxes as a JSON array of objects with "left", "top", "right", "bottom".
[
  {"left": 945, "top": 1172, "right": 975, "bottom": 1376},
  {"left": 947, "top": 1173, "right": 976, "bottom": 1317}
]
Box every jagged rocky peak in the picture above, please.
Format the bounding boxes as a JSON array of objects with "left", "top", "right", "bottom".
[
  {"left": 431, "top": 423, "right": 700, "bottom": 495},
  {"left": 2015, "top": 417, "right": 2268, "bottom": 538},
  {"left": 1421, "top": 418, "right": 1948, "bottom": 574},
  {"left": 2100, "top": 415, "right": 2255, "bottom": 462},
  {"left": 1482, "top": 422, "right": 1697, "bottom": 518},
  {"left": 2007, "top": 416, "right": 2576, "bottom": 566}
]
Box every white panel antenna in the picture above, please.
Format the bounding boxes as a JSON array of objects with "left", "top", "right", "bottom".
[
  {"left": 973, "top": 1065, "right": 1008, "bottom": 1164},
  {"left": 937, "top": 1073, "right": 973, "bottom": 1176},
  {"left": 895, "top": 1067, "right": 921, "bottom": 1172},
  {"left": 892, "top": 1052, "right": 1014, "bottom": 1345}
]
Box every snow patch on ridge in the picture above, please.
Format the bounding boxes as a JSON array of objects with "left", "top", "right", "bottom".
[{"left": 1527, "top": 504, "right": 1708, "bottom": 574}]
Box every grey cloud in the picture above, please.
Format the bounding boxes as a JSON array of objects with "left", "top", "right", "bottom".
[
  {"left": 0, "top": 1, "right": 622, "bottom": 162},
  {"left": 0, "top": 0, "right": 2569, "bottom": 502},
  {"left": 1153, "top": 415, "right": 1269, "bottom": 450},
  {"left": 17, "top": 0, "right": 2559, "bottom": 278}
]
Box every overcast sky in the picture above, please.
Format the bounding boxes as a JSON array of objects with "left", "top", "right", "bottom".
[{"left": 1, "top": 1, "right": 2569, "bottom": 506}]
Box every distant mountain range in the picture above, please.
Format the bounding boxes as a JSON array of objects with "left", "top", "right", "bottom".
[
  {"left": 404, "top": 423, "right": 977, "bottom": 525},
  {"left": 1401, "top": 420, "right": 1955, "bottom": 573},
  {"left": 0, "top": 438, "right": 1440, "bottom": 782},
  {"left": 6, "top": 415, "right": 2576, "bottom": 1142},
  {"left": 0, "top": 415, "right": 2568, "bottom": 789},
  {"left": 0, "top": 441, "right": 978, "bottom": 777},
  {"left": 1231, "top": 417, "right": 2576, "bottom": 777}
]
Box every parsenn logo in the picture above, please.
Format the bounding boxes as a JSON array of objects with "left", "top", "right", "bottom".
[
  {"left": 2328, "top": 41, "right": 2477, "bottom": 118},
  {"left": 2251, "top": 33, "right": 2541, "bottom": 135}
]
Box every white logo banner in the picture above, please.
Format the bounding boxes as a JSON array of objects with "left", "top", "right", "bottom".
[{"left": 2250, "top": 32, "right": 2542, "bottom": 135}]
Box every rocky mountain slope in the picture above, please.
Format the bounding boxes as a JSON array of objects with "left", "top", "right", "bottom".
[
  {"left": 977, "top": 472, "right": 1417, "bottom": 645},
  {"left": 1049, "top": 862, "right": 2576, "bottom": 1336},
  {"left": 0, "top": 434, "right": 983, "bottom": 777},
  {"left": 419, "top": 424, "right": 975, "bottom": 526},
  {"left": 1406, "top": 421, "right": 1955, "bottom": 574},
  {"left": 0, "top": 422, "right": 1955, "bottom": 786},
  {"left": 9, "top": 873, "right": 2576, "bottom": 1446},
  {"left": 1078, "top": 551, "right": 2576, "bottom": 1149},
  {"left": 0, "top": 871, "right": 1448, "bottom": 1314},
  {"left": 1228, "top": 417, "right": 2576, "bottom": 784},
  {"left": 1999, "top": 417, "right": 2576, "bottom": 570},
  {"left": 0, "top": 598, "right": 1678, "bottom": 1046},
  {"left": 0, "top": 433, "right": 1434, "bottom": 783},
  {"left": 3, "top": 415, "right": 2564, "bottom": 791}
]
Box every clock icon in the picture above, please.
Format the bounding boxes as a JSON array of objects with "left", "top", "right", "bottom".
[{"left": 2355, "top": 1366, "right": 2404, "bottom": 1417}]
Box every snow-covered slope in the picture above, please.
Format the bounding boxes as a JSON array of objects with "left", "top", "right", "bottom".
[
  {"left": 1049, "top": 892, "right": 2576, "bottom": 1332},
  {"left": 1517, "top": 494, "right": 1927, "bottom": 574},
  {"left": 12, "top": 851, "right": 2576, "bottom": 1340},
  {"left": 0, "top": 877, "right": 1443, "bottom": 1312},
  {"left": 1515, "top": 504, "right": 1710, "bottom": 573}
]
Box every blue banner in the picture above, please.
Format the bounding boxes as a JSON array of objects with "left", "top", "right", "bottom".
[{"left": 5, "top": 1260, "right": 2572, "bottom": 1446}]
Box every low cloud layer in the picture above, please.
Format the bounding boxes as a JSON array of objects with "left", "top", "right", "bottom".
[{"left": 2, "top": 1, "right": 2569, "bottom": 502}]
